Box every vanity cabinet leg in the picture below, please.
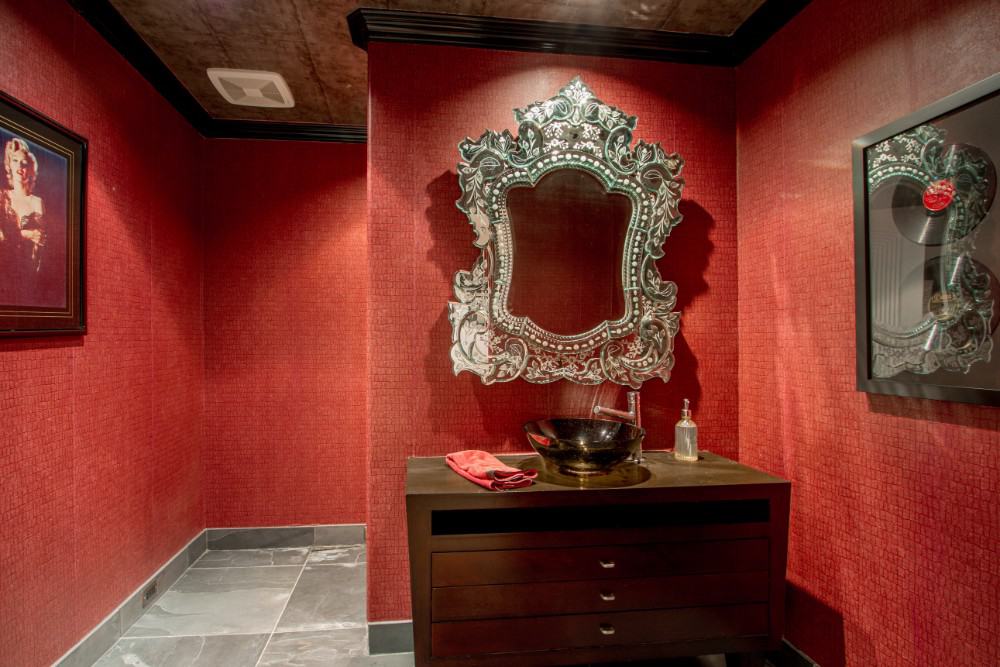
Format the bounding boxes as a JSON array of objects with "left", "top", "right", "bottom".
[{"left": 726, "top": 651, "right": 767, "bottom": 667}]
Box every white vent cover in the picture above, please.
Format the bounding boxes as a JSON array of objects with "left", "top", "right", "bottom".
[{"left": 206, "top": 68, "right": 295, "bottom": 108}]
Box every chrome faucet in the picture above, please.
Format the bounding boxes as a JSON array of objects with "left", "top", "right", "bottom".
[{"left": 593, "top": 391, "right": 642, "bottom": 463}]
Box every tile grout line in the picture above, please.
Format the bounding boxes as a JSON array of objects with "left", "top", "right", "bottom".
[
  {"left": 252, "top": 552, "right": 310, "bottom": 666},
  {"left": 105, "top": 631, "right": 277, "bottom": 640},
  {"left": 189, "top": 564, "right": 310, "bottom": 569}
]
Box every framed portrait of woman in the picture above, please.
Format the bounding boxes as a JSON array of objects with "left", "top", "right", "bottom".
[{"left": 0, "top": 91, "right": 85, "bottom": 336}]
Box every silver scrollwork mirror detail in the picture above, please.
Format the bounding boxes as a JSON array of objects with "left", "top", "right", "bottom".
[{"left": 448, "top": 77, "right": 686, "bottom": 387}]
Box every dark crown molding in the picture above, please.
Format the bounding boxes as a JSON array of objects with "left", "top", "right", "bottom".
[
  {"left": 202, "top": 120, "right": 366, "bottom": 143},
  {"left": 68, "top": 0, "right": 366, "bottom": 143},
  {"left": 348, "top": 1, "right": 811, "bottom": 67}
]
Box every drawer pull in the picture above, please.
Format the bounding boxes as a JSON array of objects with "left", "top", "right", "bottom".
[
  {"left": 599, "top": 624, "right": 616, "bottom": 635},
  {"left": 598, "top": 559, "right": 616, "bottom": 569},
  {"left": 599, "top": 591, "right": 616, "bottom": 601}
]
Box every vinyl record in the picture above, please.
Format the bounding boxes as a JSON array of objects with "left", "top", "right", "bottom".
[
  {"left": 873, "top": 143, "right": 996, "bottom": 246},
  {"left": 903, "top": 255, "right": 1000, "bottom": 334},
  {"left": 881, "top": 178, "right": 953, "bottom": 246}
]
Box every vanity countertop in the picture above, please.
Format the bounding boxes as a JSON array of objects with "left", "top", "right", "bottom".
[{"left": 407, "top": 450, "right": 788, "bottom": 499}]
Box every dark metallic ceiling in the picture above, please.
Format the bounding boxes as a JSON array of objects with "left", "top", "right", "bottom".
[{"left": 108, "top": 0, "right": 767, "bottom": 126}]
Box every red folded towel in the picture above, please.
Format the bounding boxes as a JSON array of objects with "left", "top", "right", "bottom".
[{"left": 446, "top": 450, "right": 537, "bottom": 491}]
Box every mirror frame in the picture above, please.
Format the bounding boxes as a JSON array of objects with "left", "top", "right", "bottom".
[{"left": 448, "top": 77, "right": 685, "bottom": 387}]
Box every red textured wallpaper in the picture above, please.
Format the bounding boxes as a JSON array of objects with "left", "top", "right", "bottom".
[
  {"left": 367, "top": 43, "right": 738, "bottom": 620},
  {"left": 737, "top": 0, "right": 1000, "bottom": 664},
  {"left": 0, "top": 1, "right": 204, "bottom": 665},
  {"left": 202, "top": 140, "right": 368, "bottom": 527}
]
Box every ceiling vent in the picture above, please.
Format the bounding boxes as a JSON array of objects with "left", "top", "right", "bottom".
[{"left": 206, "top": 68, "right": 295, "bottom": 108}]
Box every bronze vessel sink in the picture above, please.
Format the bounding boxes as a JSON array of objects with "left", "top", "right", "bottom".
[{"left": 523, "top": 418, "right": 645, "bottom": 476}]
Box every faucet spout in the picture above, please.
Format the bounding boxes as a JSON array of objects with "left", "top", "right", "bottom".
[
  {"left": 593, "top": 406, "right": 634, "bottom": 421},
  {"left": 592, "top": 391, "right": 642, "bottom": 463}
]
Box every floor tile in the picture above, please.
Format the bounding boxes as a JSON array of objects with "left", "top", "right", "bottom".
[
  {"left": 276, "top": 564, "right": 365, "bottom": 632},
  {"left": 193, "top": 548, "right": 309, "bottom": 568},
  {"left": 125, "top": 566, "right": 301, "bottom": 637},
  {"left": 257, "top": 628, "right": 367, "bottom": 666},
  {"left": 93, "top": 634, "right": 269, "bottom": 666},
  {"left": 306, "top": 545, "right": 365, "bottom": 565}
]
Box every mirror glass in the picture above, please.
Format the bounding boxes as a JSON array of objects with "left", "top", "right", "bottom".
[{"left": 506, "top": 169, "right": 630, "bottom": 335}]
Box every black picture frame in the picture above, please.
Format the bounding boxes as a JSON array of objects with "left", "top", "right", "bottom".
[
  {"left": 0, "top": 90, "right": 86, "bottom": 337},
  {"left": 854, "top": 73, "right": 1000, "bottom": 406}
]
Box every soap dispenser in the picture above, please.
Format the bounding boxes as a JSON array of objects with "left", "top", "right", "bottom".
[{"left": 674, "top": 399, "right": 698, "bottom": 462}]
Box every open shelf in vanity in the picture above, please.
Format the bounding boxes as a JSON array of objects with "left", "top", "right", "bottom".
[{"left": 406, "top": 451, "right": 790, "bottom": 666}]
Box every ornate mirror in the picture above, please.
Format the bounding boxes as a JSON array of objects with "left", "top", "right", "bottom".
[{"left": 448, "top": 77, "right": 686, "bottom": 387}]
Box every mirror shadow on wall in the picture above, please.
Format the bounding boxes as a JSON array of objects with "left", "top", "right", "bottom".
[
  {"left": 424, "top": 169, "right": 715, "bottom": 444},
  {"left": 641, "top": 198, "right": 714, "bottom": 427}
]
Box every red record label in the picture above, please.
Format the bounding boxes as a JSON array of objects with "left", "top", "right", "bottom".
[{"left": 923, "top": 178, "right": 956, "bottom": 212}]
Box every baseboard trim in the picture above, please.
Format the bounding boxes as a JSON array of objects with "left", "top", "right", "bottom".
[
  {"left": 206, "top": 523, "right": 366, "bottom": 549},
  {"left": 368, "top": 620, "right": 414, "bottom": 655},
  {"left": 53, "top": 530, "right": 207, "bottom": 667}
]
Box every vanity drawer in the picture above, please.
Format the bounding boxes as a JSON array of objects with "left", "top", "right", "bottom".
[
  {"left": 431, "top": 603, "right": 769, "bottom": 657},
  {"left": 431, "top": 539, "right": 768, "bottom": 587},
  {"left": 431, "top": 571, "right": 768, "bottom": 621}
]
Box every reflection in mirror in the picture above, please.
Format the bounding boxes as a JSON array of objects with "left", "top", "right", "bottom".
[{"left": 506, "top": 169, "right": 629, "bottom": 335}]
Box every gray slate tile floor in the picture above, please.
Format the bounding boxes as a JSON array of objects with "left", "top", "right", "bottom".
[{"left": 92, "top": 545, "right": 410, "bottom": 667}]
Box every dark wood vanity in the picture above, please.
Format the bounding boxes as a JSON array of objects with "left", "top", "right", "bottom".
[{"left": 406, "top": 451, "right": 790, "bottom": 666}]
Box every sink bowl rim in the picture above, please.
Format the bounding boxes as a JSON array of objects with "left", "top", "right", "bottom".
[
  {"left": 522, "top": 417, "right": 645, "bottom": 476},
  {"left": 523, "top": 417, "right": 646, "bottom": 440}
]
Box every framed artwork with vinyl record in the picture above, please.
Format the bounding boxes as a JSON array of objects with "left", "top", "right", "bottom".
[{"left": 854, "top": 73, "right": 1000, "bottom": 405}]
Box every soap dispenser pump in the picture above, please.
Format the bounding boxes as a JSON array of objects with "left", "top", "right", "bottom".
[{"left": 674, "top": 399, "right": 698, "bottom": 462}]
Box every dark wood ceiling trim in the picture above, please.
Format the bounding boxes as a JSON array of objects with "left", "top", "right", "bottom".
[
  {"left": 348, "top": 9, "right": 732, "bottom": 66},
  {"left": 203, "top": 120, "right": 366, "bottom": 143},
  {"left": 348, "top": 2, "right": 811, "bottom": 66},
  {"left": 68, "top": 0, "right": 366, "bottom": 143}
]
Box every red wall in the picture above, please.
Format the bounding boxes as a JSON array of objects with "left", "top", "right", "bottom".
[
  {"left": 367, "top": 43, "right": 738, "bottom": 620},
  {"left": 202, "top": 140, "right": 368, "bottom": 527},
  {"left": 7, "top": 0, "right": 998, "bottom": 662},
  {"left": 737, "top": 0, "right": 1000, "bottom": 664},
  {"left": 0, "top": 1, "right": 205, "bottom": 665}
]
